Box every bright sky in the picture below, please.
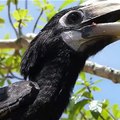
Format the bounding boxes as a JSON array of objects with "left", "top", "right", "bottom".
[{"left": 0, "top": 0, "right": 120, "bottom": 105}]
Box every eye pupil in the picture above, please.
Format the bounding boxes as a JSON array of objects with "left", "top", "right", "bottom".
[{"left": 67, "top": 12, "right": 83, "bottom": 24}]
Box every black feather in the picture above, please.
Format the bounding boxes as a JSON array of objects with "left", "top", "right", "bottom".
[{"left": 20, "top": 3, "right": 119, "bottom": 120}]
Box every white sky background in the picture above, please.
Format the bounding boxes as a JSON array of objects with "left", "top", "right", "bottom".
[{"left": 0, "top": 0, "right": 120, "bottom": 105}]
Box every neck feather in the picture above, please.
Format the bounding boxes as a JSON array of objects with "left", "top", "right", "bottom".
[{"left": 31, "top": 53, "right": 86, "bottom": 120}]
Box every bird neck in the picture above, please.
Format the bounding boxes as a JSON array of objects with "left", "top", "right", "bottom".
[{"left": 33, "top": 52, "right": 86, "bottom": 120}]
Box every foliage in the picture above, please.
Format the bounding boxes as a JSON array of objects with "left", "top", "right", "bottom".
[
  {"left": 0, "top": 0, "right": 120, "bottom": 119},
  {"left": 61, "top": 72, "right": 120, "bottom": 120},
  {"left": 0, "top": 4, "right": 5, "bottom": 24},
  {"left": 12, "top": 9, "right": 33, "bottom": 28}
]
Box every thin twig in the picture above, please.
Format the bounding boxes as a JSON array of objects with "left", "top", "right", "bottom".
[
  {"left": 7, "top": 3, "right": 18, "bottom": 38},
  {"left": 18, "top": 19, "right": 23, "bottom": 37},
  {"left": 9, "top": 72, "right": 24, "bottom": 80},
  {"left": 15, "top": 0, "right": 18, "bottom": 10},
  {"left": 33, "top": 9, "right": 43, "bottom": 33},
  {"left": 80, "top": 111, "right": 88, "bottom": 120},
  {"left": 99, "top": 114, "right": 105, "bottom": 120},
  {"left": 25, "top": 0, "right": 28, "bottom": 9}
]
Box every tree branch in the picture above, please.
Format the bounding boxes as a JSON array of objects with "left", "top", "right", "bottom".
[
  {"left": 83, "top": 61, "right": 120, "bottom": 83},
  {"left": 0, "top": 39, "right": 28, "bottom": 49},
  {"left": 0, "top": 35, "right": 120, "bottom": 83},
  {"left": 0, "top": 36, "right": 33, "bottom": 49}
]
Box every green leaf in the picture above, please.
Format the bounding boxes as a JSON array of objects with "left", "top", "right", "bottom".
[
  {"left": 45, "top": 9, "right": 57, "bottom": 20},
  {"left": 80, "top": 72, "right": 86, "bottom": 81},
  {"left": 40, "top": 17, "right": 47, "bottom": 23},
  {"left": 59, "top": 0, "right": 76, "bottom": 11},
  {"left": 43, "top": 0, "right": 47, "bottom": 4},
  {"left": 84, "top": 110, "right": 92, "bottom": 119},
  {"left": 0, "top": 78, "right": 5, "bottom": 87},
  {"left": 112, "top": 104, "right": 120, "bottom": 118},
  {"left": 82, "top": 91, "right": 93, "bottom": 99},
  {"left": 91, "top": 86, "right": 101, "bottom": 92},
  {"left": 74, "top": 87, "right": 86, "bottom": 96},
  {"left": 102, "top": 99, "right": 109, "bottom": 109},
  {"left": 0, "top": 18, "right": 5, "bottom": 24},
  {"left": 84, "top": 81, "right": 90, "bottom": 87},
  {"left": 24, "top": 15, "right": 33, "bottom": 22},
  {"left": 93, "top": 79, "right": 102, "bottom": 85},
  {"left": 12, "top": 0, "right": 18, "bottom": 5},
  {"left": 5, "top": 56, "right": 14, "bottom": 66},
  {"left": 75, "top": 80, "right": 82, "bottom": 85},
  {"left": 90, "top": 111, "right": 100, "bottom": 119},
  {"left": 13, "top": 22, "right": 19, "bottom": 28},
  {"left": 12, "top": 10, "right": 21, "bottom": 20},
  {"left": 7, "top": 79, "right": 12, "bottom": 85},
  {"left": 44, "top": 3, "right": 54, "bottom": 10},
  {"left": 33, "top": 0, "right": 42, "bottom": 8},
  {"left": 18, "top": 9, "right": 28, "bottom": 19},
  {"left": 67, "top": 99, "right": 76, "bottom": 112},
  {"left": 68, "top": 99, "right": 90, "bottom": 119},
  {"left": 12, "top": 9, "right": 33, "bottom": 28},
  {"left": 4, "top": 33, "right": 11, "bottom": 39},
  {"left": 101, "top": 109, "right": 110, "bottom": 120},
  {"left": 7, "top": 0, "right": 18, "bottom": 5},
  {"left": 79, "top": 0, "right": 85, "bottom": 4},
  {"left": 21, "top": 22, "right": 27, "bottom": 27},
  {"left": 0, "top": 5, "right": 5, "bottom": 12},
  {"left": 37, "top": 25, "right": 44, "bottom": 29},
  {"left": 33, "top": 0, "right": 54, "bottom": 11},
  {"left": 12, "top": 9, "right": 28, "bottom": 21}
]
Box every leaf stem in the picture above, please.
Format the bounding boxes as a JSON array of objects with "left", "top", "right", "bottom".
[
  {"left": 25, "top": 0, "right": 28, "bottom": 9},
  {"left": 7, "top": 3, "right": 18, "bottom": 38},
  {"left": 33, "top": 9, "right": 43, "bottom": 33}
]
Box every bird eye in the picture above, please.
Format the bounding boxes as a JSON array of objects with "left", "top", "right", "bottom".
[{"left": 66, "top": 11, "right": 84, "bottom": 25}]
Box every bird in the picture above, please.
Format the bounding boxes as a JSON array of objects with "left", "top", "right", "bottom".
[{"left": 21, "top": 1, "right": 120, "bottom": 120}]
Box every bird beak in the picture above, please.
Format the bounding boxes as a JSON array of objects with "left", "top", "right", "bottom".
[
  {"left": 81, "top": 22, "right": 120, "bottom": 40},
  {"left": 77, "top": 1, "right": 120, "bottom": 53},
  {"left": 80, "top": 1, "right": 120, "bottom": 40}
]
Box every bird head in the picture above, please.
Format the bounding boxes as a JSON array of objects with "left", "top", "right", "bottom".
[
  {"left": 43, "top": 1, "right": 120, "bottom": 57},
  {"left": 21, "top": 1, "right": 120, "bottom": 80}
]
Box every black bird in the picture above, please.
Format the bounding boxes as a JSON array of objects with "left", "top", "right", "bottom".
[{"left": 21, "top": 1, "right": 120, "bottom": 120}]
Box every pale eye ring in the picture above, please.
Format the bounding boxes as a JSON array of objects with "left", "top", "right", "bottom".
[{"left": 66, "top": 11, "right": 84, "bottom": 24}]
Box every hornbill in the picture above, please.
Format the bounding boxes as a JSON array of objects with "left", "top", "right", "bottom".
[{"left": 21, "top": 1, "right": 120, "bottom": 120}]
